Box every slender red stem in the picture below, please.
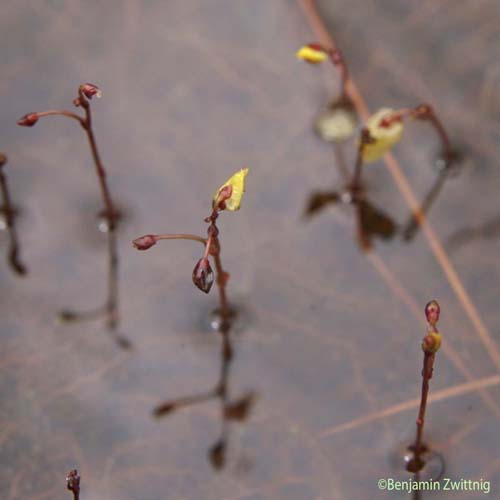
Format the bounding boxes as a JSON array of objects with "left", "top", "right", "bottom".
[
  {"left": 153, "top": 233, "right": 207, "bottom": 246},
  {"left": 381, "top": 104, "right": 454, "bottom": 168},
  {"left": 328, "top": 48, "right": 349, "bottom": 96},
  {"left": 78, "top": 90, "right": 116, "bottom": 227},
  {"left": 414, "top": 351, "right": 435, "bottom": 458},
  {"left": 213, "top": 250, "right": 230, "bottom": 325},
  {"left": 36, "top": 110, "right": 85, "bottom": 126}
]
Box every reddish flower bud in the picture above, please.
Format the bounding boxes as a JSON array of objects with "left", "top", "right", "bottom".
[
  {"left": 17, "top": 113, "right": 39, "bottom": 127},
  {"left": 80, "top": 83, "right": 102, "bottom": 99},
  {"left": 0, "top": 153, "right": 7, "bottom": 167},
  {"left": 192, "top": 258, "right": 214, "bottom": 293},
  {"left": 66, "top": 469, "right": 80, "bottom": 495},
  {"left": 133, "top": 234, "right": 157, "bottom": 250},
  {"left": 425, "top": 300, "right": 440, "bottom": 327}
]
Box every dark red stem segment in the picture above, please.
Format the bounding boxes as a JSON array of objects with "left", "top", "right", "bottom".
[
  {"left": 380, "top": 104, "right": 455, "bottom": 168},
  {"left": 328, "top": 48, "right": 349, "bottom": 96},
  {"left": 77, "top": 88, "right": 117, "bottom": 231},
  {"left": 413, "top": 351, "right": 435, "bottom": 460}
]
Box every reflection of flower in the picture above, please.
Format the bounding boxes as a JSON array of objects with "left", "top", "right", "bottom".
[
  {"left": 213, "top": 168, "right": 249, "bottom": 211},
  {"left": 362, "top": 108, "right": 404, "bottom": 162},
  {"left": 315, "top": 100, "right": 357, "bottom": 142},
  {"left": 296, "top": 44, "right": 328, "bottom": 64}
]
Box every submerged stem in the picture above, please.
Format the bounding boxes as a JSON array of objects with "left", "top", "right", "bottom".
[{"left": 0, "top": 155, "right": 26, "bottom": 275}]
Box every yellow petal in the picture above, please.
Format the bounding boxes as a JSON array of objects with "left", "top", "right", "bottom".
[
  {"left": 213, "top": 168, "right": 249, "bottom": 211},
  {"left": 362, "top": 108, "right": 404, "bottom": 162},
  {"left": 296, "top": 45, "right": 328, "bottom": 64}
]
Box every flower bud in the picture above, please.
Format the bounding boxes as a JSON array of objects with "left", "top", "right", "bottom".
[
  {"left": 296, "top": 43, "right": 329, "bottom": 64},
  {"left": 80, "top": 83, "right": 102, "bottom": 99},
  {"left": 66, "top": 469, "right": 80, "bottom": 495},
  {"left": 17, "top": 113, "right": 39, "bottom": 127},
  {"left": 425, "top": 300, "right": 440, "bottom": 326},
  {"left": 422, "top": 331, "right": 442, "bottom": 353},
  {"left": 0, "top": 153, "right": 6, "bottom": 167},
  {"left": 192, "top": 258, "right": 214, "bottom": 293},
  {"left": 133, "top": 234, "right": 157, "bottom": 250}
]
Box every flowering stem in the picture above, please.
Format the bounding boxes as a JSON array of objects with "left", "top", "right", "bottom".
[
  {"left": 407, "top": 300, "right": 441, "bottom": 473},
  {"left": 0, "top": 154, "right": 26, "bottom": 275},
  {"left": 19, "top": 86, "right": 123, "bottom": 345}
]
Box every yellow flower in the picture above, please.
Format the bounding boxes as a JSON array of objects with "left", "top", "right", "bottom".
[
  {"left": 213, "top": 168, "right": 249, "bottom": 211},
  {"left": 296, "top": 44, "right": 328, "bottom": 64},
  {"left": 362, "top": 108, "right": 404, "bottom": 162}
]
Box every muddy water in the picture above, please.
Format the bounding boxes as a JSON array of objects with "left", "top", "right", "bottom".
[{"left": 0, "top": 1, "right": 499, "bottom": 498}]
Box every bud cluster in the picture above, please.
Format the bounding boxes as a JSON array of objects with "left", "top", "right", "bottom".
[{"left": 422, "top": 299, "right": 442, "bottom": 353}]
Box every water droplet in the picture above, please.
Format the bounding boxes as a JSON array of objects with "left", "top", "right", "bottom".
[{"left": 388, "top": 439, "right": 445, "bottom": 482}]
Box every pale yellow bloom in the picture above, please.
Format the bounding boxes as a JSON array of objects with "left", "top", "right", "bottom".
[
  {"left": 213, "top": 168, "right": 249, "bottom": 211},
  {"left": 362, "top": 108, "right": 404, "bottom": 162},
  {"left": 296, "top": 45, "right": 328, "bottom": 64}
]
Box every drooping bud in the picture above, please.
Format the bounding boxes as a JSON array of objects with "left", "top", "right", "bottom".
[
  {"left": 361, "top": 108, "right": 404, "bottom": 162},
  {"left": 192, "top": 258, "right": 214, "bottom": 293},
  {"left": 425, "top": 300, "right": 440, "bottom": 327},
  {"left": 17, "top": 113, "right": 39, "bottom": 127},
  {"left": 212, "top": 168, "right": 249, "bottom": 211},
  {"left": 296, "top": 43, "right": 329, "bottom": 64},
  {"left": 79, "top": 83, "right": 102, "bottom": 99},
  {"left": 0, "top": 153, "right": 6, "bottom": 167},
  {"left": 133, "top": 234, "right": 157, "bottom": 250},
  {"left": 66, "top": 469, "right": 80, "bottom": 496}
]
